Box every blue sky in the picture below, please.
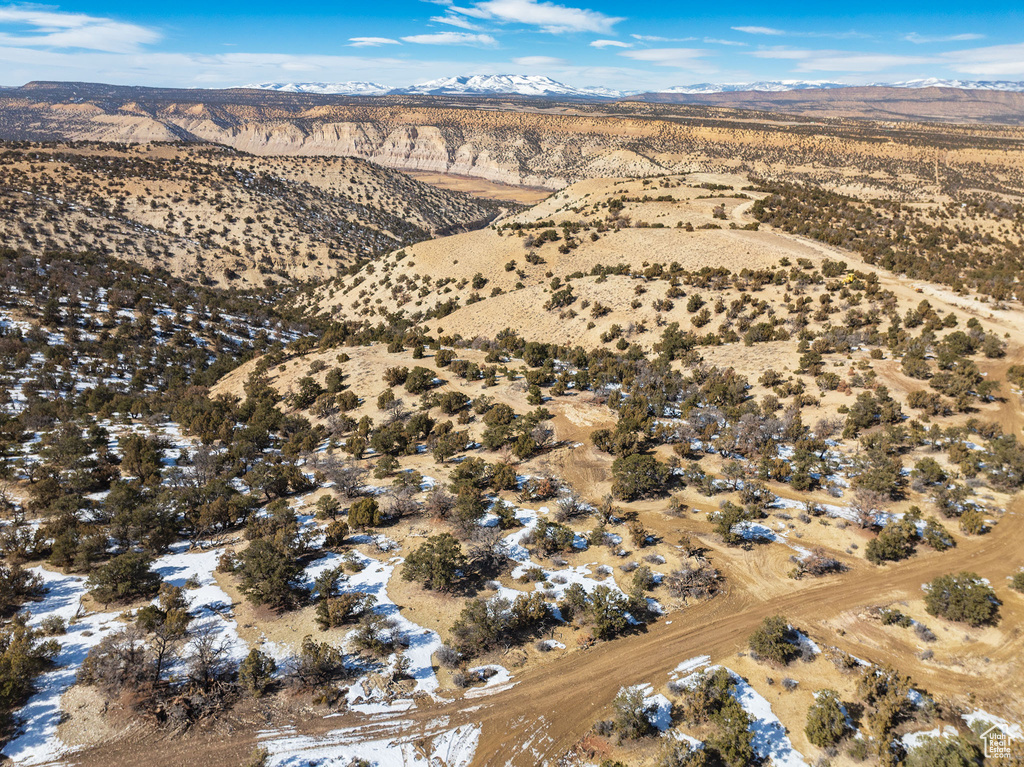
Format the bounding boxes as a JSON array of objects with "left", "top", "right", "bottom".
[{"left": 0, "top": 0, "right": 1022, "bottom": 89}]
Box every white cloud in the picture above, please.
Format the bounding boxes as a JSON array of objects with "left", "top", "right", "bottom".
[
  {"left": 448, "top": 5, "right": 493, "bottom": 19},
  {"left": 0, "top": 47, "right": 413, "bottom": 86},
  {"left": 0, "top": 45, "right": 675, "bottom": 92},
  {"left": 0, "top": 6, "right": 159, "bottom": 53},
  {"left": 941, "top": 42, "right": 1024, "bottom": 76},
  {"left": 348, "top": 37, "right": 402, "bottom": 47},
  {"left": 512, "top": 55, "right": 568, "bottom": 65},
  {"left": 704, "top": 38, "right": 746, "bottom": 46},
  {"left": 904, "top": 32, "right": 984, "bottom": 44},
  {"left": 732, "top": 25, "right": 871, "bottom": 40},
  {"left": 743, "top": 39, "right": 1024, "bottom": 77},
  {"left": 462, "top": 0, "right": 623, "bottom": 34},
  {"left": 620, "top": 47, "right": 712, "bottom": 70},
  {"left": 590, "top": 39, "right": 630, "bottom": 48},
  {"left": 431, "top": 14, "right": 483, "bottom": 30},
  {"left": 630, "top": 34, "right": 695, "bottom": 42},
  {"left": 401, "top": 32, "right": 497, "bottom": 45},
  {"left": 732, "top": 26, "right": 786, "bottom": 36},
  {"left": 749, "top": 47, "right": 937, "bottom": 72},
  {"left": 747, "top": 47, "right": 814, "bottom": 60}
]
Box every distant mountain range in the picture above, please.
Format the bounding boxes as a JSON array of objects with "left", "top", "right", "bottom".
[
  {"left": 245, "top": 81, "right": 391, "bottom": 96},
  {"left": 240, "top": 75, "right": 626, "bottom": 99},
  {"left": 653, "top": 78, "right": 1024, "bottom": 94},
  {"left": 240, "top": 75, "right": 1024, "bottom": 100}
]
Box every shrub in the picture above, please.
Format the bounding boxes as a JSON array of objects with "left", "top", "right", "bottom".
[
  {"left": 289, "top": 635, "right": 348, "bottom": 690},
  {"left": 611, "top": 685, "right": 656, "bottom": 739},
  {"left": 959, "top": 507, "right": 988, "bottom": 535},
  {"left": 236, "top": 538, "right": 303, "bottom": 608},
  {"left": 383, "top": 366, "right": 408, "bottom": 386},
  {"left": 401, "top": 534, "right": 468, "bottom": 592},
  {"left": 449, "top": 593, "right": 548, "bottom": 656},
  {"left": 678, "top": 669, "right": 755, "bottom": 767},
  {"left": 316, "top": 592, "right": 375, "bottom": 629},
  {"left": 0, "top": 618, "right": 60, "bottom": 725},
  {"left": 921, "top": 518, "right": 954, "bottom": 551},
  {"left": 805, "top": 689, "right": 849, "bottom": 748},
  {"left": 38, "top": 615, "right": 66, "bottom": 636},
  {"left": 561, "top": 584, "right": 634, "bottom": 641},
  {"left": 748, "top": 615, "right": 799, "bottom": 665},
  {"left": 87, "top": 552, "right": 161, "bottom": 606},
  {"left": 865, "top": 519, "right": 917, "bottom": 564},
  {"left": 924, "top": 572, "right": 998, "bottom": 626},
  {"left": 904, "top": 735, "right": 982, "bottom": 767},
  {"left": 0, "top": 563, "right": 44, "bottom": 619},
  {"left": 1010, "top": 571, "right": 1024, "bottom": 593},
  {"left": 664, "top": 564, "right": 721, "bottom": 600},
  {"left": 438, "top": 390, "right": 471, "bottom": 415},
  {"left": 656, "top": 742, "right": 708, "bottom": 767},
  {"left": 610, "top": 453, "right": 671, "bottom": 501},
  {"left": 244, "top": 747, "right": 270, "bottom": 767},
  {"left": 436, "top": 644, "right": 460, "bottom": 668},
  {"left": 348, "top": 497, "right": 381, "bottom": 529},
  {"left": 239, "top": 648, "right": 277, "bottom": 697},
  {"left": 323, "top": 519, "right": 349, "bottom": 549},
  {"left": 490, "top": 463, "right": 518, "bottom": 492},
  {"left": 404, "top": 366, "right": 436, "bottom": 394}
]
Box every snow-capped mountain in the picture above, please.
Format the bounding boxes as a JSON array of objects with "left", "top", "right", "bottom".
[
  {"left": 656, "top": 81, "right": 848, "bottom": 94},
  {"left": 879, "top": 79, "right": 1024, "bottom": 91},
  {"left": 239, "top": 76, "right": 1024, "bottom": 100},
  {"left": 398, "top": 75, "right": 625, "bottom": 99},
  {"left": 653, "top": 79, "right": 1024, "bottom": 94},
  {"left": 240, "top": 81, "right": 390, "bottom": 96},
  {"left": 241, "top": 75, "right": 626, "bottom": 99}
]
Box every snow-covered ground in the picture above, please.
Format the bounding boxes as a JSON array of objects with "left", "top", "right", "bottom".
[
  {"left": 671, "top": 663, "right": 808, "bottom": 767},
  {"left": 634, "top": 683, "right": 674, "bottom": 732},
  {"left": 727, "top": 672, "right": 808, "bottom": 767},
  {"left": 2, "top": 568, "right": 120, "bottom": 765},
  {"left": 901, "top": 725, "right": 958, "bottom": 750},
  {"left": 301, "top": 548, "right": 442, "bottom": 701},
  {"left": 465, "top": 664, "right": 515, "bottom": 698},
  {"left": 261, "top": 720, "right": 480, "bottom": 767},
  {"left": 963, "top": 708, "right": 1023, "bottom": 739},
  {"left": 2, "top": 541, "right": 250, "bottom": 765},
  {"left": 493, "top": 501, "right": 663, "bottom": 623},
  {"left": 153, "top": 543, "right": 249, "bottom": 664}
]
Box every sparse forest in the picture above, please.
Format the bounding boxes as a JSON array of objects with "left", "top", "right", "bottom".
[{"left": 0, "top": 87, "right": 1021, "bottom": 767}]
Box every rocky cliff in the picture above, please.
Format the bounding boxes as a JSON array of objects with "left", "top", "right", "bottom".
[{"left": 2, "top": 82, "right": 1022, "bottom": 193}]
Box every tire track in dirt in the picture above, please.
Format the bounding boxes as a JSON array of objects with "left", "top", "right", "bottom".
[
  {"left": 68, "top": 443, "right": 1024, "bottom": 767},
  {"left": 464, "top": 498, "right": 1024, "bottom": 765}
]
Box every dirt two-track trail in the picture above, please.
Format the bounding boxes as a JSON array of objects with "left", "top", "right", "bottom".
[
  {"left": 61, "top": 202, "right": 1024, "bottom": 767},
  {"left": 465, "top": 506, "right": 1024, "bottom": 764},
  {"left": 460, "top": 369, "right": 1024, "bottom": 766},
  {"left": 69, "top": 490, "right": 1024, "bottom": 767}
]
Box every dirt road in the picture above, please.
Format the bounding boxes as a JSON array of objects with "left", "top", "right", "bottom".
[{"left": 64, "top": 488, "right": 1024, "bottom": 767}]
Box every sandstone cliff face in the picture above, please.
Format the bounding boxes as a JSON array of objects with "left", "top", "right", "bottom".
[
  {"left": 2, "top": 83, "right": 1019, "bottom": 194},
  {"left": 174, "top": 117, "right": 597, "bottom": 188},
  {"left": 0, "top": 87, "right": 683, "bottom": 188}
]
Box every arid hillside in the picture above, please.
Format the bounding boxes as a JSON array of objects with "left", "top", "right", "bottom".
[
  {"left": 0, "top": 142, "right": 504, "bottom": 287},
  {"left": 3, "top": 88, "right": 1024, "bottom": 767},
  {"left": 2, "top": 82, "right": 1024, "bottom": 192},
  {"left": 301, "top": 168, "right": 1024, "bottom": 347},
  {"left": 192, "top": 168, "right": 1024, "bottom": 766},
  {"left": 628, "top": 85, "right": 1024, "bottom": 124}
]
